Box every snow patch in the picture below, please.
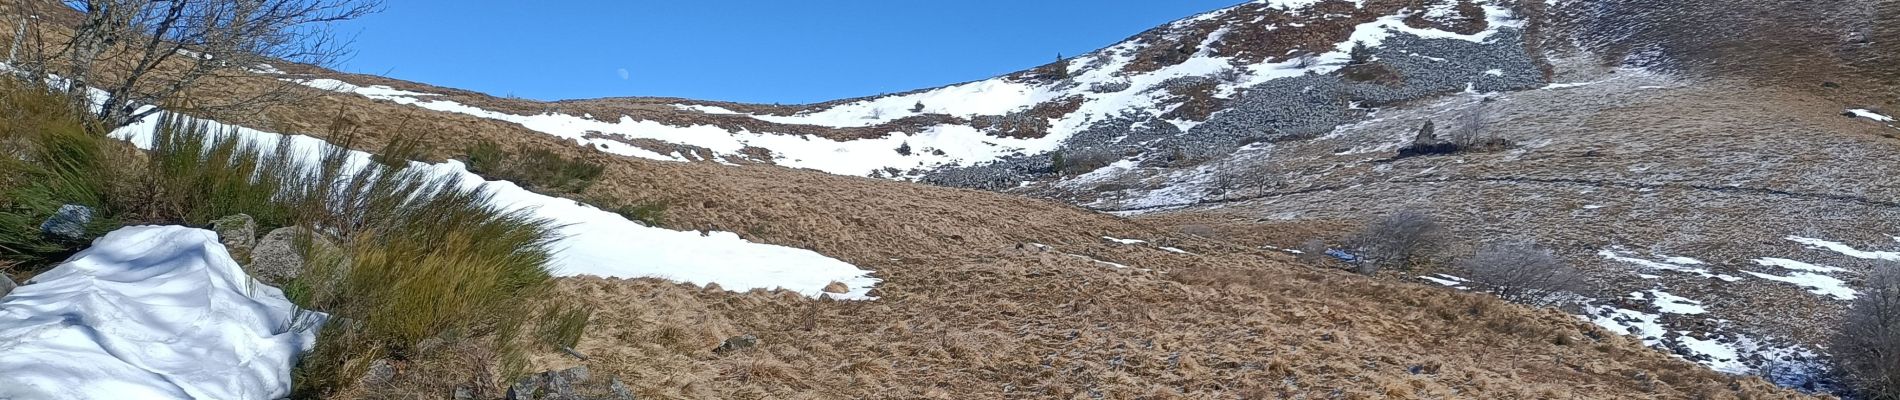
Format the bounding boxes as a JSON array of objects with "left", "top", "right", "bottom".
[
  {"left": 110, "top": 110, "right": 882, "bottom": 299},
  {"left": 1420, "top": 274, "right": 1469, "bottom": 289},
  {"left": 1847, "top": 109, "right": 1895, "bottom": 122},
  {"left": 1636, "top": 290, "right": 1708, "bottom": 314},
  {"left": 1753, "top": 258, "right": 1845, "bottom": 273},
  {"left": 1598, "top": 248, "right": 1742, "bottom": 282},
  {"left": 0, "top": 226, "right": 321, "bottom": 400},
  {"left": 1787, "top": 236, "right": 1900, "bottom": 261},
  {"left": 1589, "top": 306, "right": 1666, "bottom": 343},
  {"left": 1741, "top": 271, "right": 1857, "bottom": 301}
]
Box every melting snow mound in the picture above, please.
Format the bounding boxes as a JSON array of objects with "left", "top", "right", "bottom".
[{"left": 0, "top": 226, "right": 322, "bottom": 400}]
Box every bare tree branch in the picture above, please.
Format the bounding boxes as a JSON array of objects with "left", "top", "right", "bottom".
[{"left": 30, "top": 0, "right": 382, "bottom": 129}]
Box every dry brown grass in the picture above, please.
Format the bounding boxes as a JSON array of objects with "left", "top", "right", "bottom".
[
  {"left": 525, "top": 238, "right": 1809, "bottom": 399},
  {"left": 125, "top": 68, "right": 1809, "bottom": 398},
  {"left": 0, "top": 3, "right": 1833, "bottom": 398}
]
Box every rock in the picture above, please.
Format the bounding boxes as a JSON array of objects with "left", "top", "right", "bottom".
[
  {"left": 822, "top": 281, "right": 849, "bottom": 294},
  {"left": 361, "top": 359, "right": 395, "bottom": 386},
  {"left": 505, "top": 374, "right": 542, "bottom": 400},
  {"left": 248, "top": 227, "right": 328, "bottom": 286},
  {"left": 208, "top": 214, "right": 258, "bottom": 264},
  {"left": 506, "top": 366, "right": 630, "bottom": 400},
  {"left": 608, "top": 378, "right": 633, "bottom": 399},
  {"left": 1411, "top": 120, "right": 1440, "bottom": 145},
  {"left": 38, "top": 204, "right": 93, "bottom": 242},
  {"left": 0, "top": 273, "right": 15, "bottom": 298},
  {"left": 714, "top": 334, "right": 759, "bottom": 354}
]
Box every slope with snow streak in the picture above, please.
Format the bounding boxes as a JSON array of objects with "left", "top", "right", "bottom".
[
  {"left": 0, "top": 226, "right": 321, "bottom": 400},
  {"left": 279, "top": 0, "right": 1528, "bottom": 183},
  {"left": 111, "top": 113, "right": 881, "bottom": 299}
]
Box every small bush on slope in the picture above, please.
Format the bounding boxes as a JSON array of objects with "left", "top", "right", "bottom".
[
  {"left": 612, "top": 201, "right": 668, "bottom": 227},
  {"left": 462, "top": 139, "right": 604, "bottom": 194},
  {"left": 1345, "top": 209, "right": 1444, "bottom": 275},
  {"left": 1460, "top": 241, "right": 1587, "bottom": 307},
  {"left": 1835, "top": 262, "right": 1900, "bottom": 399},
  {"left": 139, "top": 122, "right": 563, "bottom": 396}
]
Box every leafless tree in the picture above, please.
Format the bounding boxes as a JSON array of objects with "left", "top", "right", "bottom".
[
  {"left": 22, "top": 0, "right": 380, "bottom": 129},
  {"left": 1459, "top": 241, "right": 1586, "bottom": 307},
  {"left": 1345, "top": 209, "right": 1443, "bottom": 274},
  {"left": 1835, "top": 262, "right": 1900, "bottom": 399},
  {"left": 1447, "top": 102, "right": 1508, "bottom": 150}
]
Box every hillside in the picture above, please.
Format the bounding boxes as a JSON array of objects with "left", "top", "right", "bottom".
[
  {"left": 0, "top": 0, "right": 1881, "bottom": 398},
  {"left": 222, "top": 0, "right": 1900, "bottom": 389}
]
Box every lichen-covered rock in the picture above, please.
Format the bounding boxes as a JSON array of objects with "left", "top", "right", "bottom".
[
  {"left": 714, "top": 334, "right": 759, "bottom": 354},
  {"left": 360, "top": 359, "right": 395, "bottom": 386},
  {"left": 38, "top": 204, "right": 93, "bottom": 242},
  {"left": 208, "top": 214, "right": 258, "bottom": 264},
  {"left": 506, "top": 366, "right": 630, "bottom": 400},
  {"left": 248, "top": 227, "right": 328, "bottom": 286}
]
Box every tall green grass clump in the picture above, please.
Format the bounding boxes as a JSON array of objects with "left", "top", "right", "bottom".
[
  {"left": 0, "top": 80, "right": 125, "bottom": 266},
  {"left": 461, "top": 139, "right": 604, "bottom": 194},
  {"left": 139, "top": 121, "right": 563, "bottom": 396},
  {"left": 0, "top": 77, "right": 576, "bottom": 395},
  {"left": 145, "top": 116, "right": 308, "bottom": 227}
]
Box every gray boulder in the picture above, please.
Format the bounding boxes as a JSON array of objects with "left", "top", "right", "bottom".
[
  {"left": 714, "top": 334, "right": 758, "bottom": 354},
  {"left": 248, "top": 227, "right": 328, "bottom": 286},
  {"left": 38, "top": 204, "right": 93, "bottom": 242},
  {"left": 0, "top": 273, "right": 16, "bottom": 298},
  {"left": 360, "top": 359, "right": 395, "bottom": 386},
  {"left": 208, "top": 214, "right": 258, "bottom": 264},
  {"left": 506, "top": 366, "right": 631, "bottom": 400}
]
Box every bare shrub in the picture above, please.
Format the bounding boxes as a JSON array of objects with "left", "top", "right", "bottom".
[
  {"left": 21, "top": 0, "right": 383, "bottom": 129},
  {"left": 1459, "top": 241, "right": 1586, "bottom": 307},
  {"left": 1345, "top": 210, "right": 1443, "bottom": 274},
  {"left": 1447, "top": 103, "right": 1510, "bottom": 151},
  {"left": 1834, "top": 263, "right": 1900, "bottom": 398}
]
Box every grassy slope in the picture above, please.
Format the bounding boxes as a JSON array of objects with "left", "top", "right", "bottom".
[
  {"left": 0, "top": 1, "right": 1820, "bottom": 398},
  {"left": 192, "top": 60, "right": 1814, "bottom": 400}
]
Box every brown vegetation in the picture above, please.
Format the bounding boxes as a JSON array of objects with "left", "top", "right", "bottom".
[{"left": 0, "top": 1, "right": 1844, "bottom": 398}]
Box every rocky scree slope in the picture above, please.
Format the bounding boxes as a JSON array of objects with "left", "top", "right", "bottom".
[
  {"left": 250, "top": 0, "right": 1547, "bottom": 189},
  {"left": 1033, "top": 0, "right": 1900, "bottom": 392}
]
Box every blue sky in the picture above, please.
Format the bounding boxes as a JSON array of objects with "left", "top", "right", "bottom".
[{"left": 332, "top": 1, "right": 1240, "bottom": 104}]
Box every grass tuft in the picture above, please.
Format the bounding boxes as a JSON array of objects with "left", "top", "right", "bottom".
[
  {"left": 0, "top": 79, "right": 123, "bottom": 266},
  {"left": 0, "top": 78, "right": 578, "bottom": 397},
  {"left": 535, "top": 300, "right": 594, "bottom": 351},
  {"left": 462, "top": 139, "right": 604, "bottom": 194}
]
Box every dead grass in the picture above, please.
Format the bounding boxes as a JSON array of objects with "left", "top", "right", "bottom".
[
  {"left": 531, "top": 246, "right": 1809, "bottom": 399},
  {"left": 0, "top": 3, "right": 1834, "bottom": 397}
]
